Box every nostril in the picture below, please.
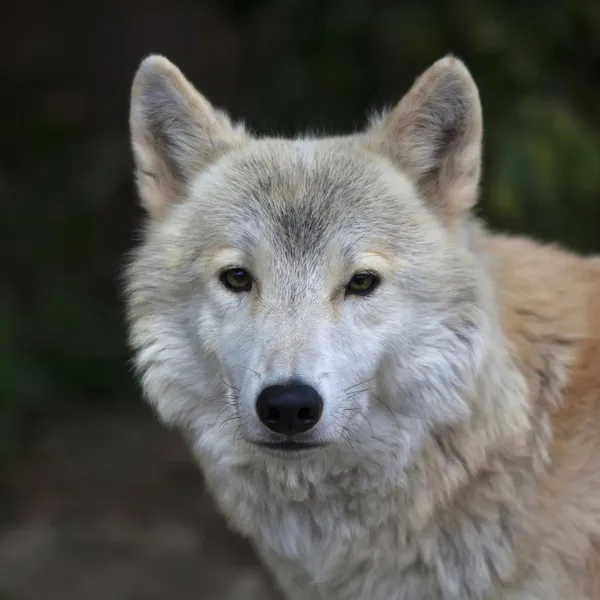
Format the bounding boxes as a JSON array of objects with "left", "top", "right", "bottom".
[
  {"left": 297, "top": 406, "right": 314, "bottom": 421},
  {"left": 257, "top": 405, "right": 279, "bottom": 423},
  {"left": 266, "top": 407, "right": 280, "bottom": 423},
  {"left": 256, "top": 382, "right": 323, "bottom": 435}
]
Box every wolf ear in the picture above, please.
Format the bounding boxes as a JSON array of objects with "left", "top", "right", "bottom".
[
  {"left": 371, "top": 56, "right": 482, "bottom": 221},
  {"left": 129, "top": 55, "right": 247, "bottom": 219}
]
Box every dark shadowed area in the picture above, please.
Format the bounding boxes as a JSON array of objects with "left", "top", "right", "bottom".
[{"left": 1, "top": 1, "right": 600, "bottom": 598}]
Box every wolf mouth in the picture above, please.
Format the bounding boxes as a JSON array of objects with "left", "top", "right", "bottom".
[{"left": 253, "top": 441, "right": 328, "bottom": 452}]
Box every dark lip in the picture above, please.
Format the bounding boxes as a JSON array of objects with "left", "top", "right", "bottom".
[{"left": 253, "top": 441, "right": 327, "bottom": 452}]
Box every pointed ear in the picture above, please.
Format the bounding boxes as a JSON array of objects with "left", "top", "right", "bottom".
[
  {"left": 371, "top": 56, "right": 483, "bottom": 221},
  {"left": 129, "top": 55, "right": 247, "bottom": 219}
]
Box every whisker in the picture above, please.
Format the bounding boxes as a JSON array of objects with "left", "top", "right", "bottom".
[
  {"left": 232, "top": 421, "right": 247, "bottom": 443},
  {"left": 329, "top": 412, "right": 359, "bottom": 459},
  {"left": 206, "top": 393, "right": 238, "bottom": 428},
  {"left": 218, "top": 413, "right": 241, "bottom": 431},
  {"left": 342, "top": 407, "right": 374, "bottom": 436},
  {"left": 215, "top": 369, "right": 240, "bottom": 392},
  {"left": 345, "top": 386, "right": 378, "bottom": 399},
  {"left": 343, "top": 378, "right": 375, "bottom": 393},
  {"left": 372, "top": 394, "right": 429, "bottom": 422},
  {"left": 339, "top": 427, "right": 359, "bottom": 459},
  {"left": 232, "top": 365, "right": 261, "bottom": 378}
]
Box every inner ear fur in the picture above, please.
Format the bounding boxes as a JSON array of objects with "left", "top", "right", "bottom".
[
  {"left": 129, "top": 54, "right": 247, "bottom": 219},
  {"left": 369, "top": 55, "right": 483, "bottom": 221}
]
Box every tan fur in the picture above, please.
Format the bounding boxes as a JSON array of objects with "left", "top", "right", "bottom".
[
  {"left": 410, "top": 236, "right": 600, "bottom": 597},
  {"left": 125, "top": 54, "right": 600, "bottom": 599},
  {"left": 501, "top": 240, "right": 600, "bottom": 596}
]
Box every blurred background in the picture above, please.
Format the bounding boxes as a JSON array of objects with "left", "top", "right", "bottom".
[{"left": 1, "top": 0, "right": 600, "bottom": 598}]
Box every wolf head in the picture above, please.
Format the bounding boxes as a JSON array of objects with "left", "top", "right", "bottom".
[{"left": 125, "top": 55, "right": 522, "bottom": 472}]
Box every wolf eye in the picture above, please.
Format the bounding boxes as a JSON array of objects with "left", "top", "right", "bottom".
[
  {"left": 220, "top": 268, "right": 253, "bottom": 292},
  {"left": 346, "top": 272, "right": 380, "bottom": 296}
]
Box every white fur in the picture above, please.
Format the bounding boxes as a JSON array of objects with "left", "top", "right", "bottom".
[{"left": 124, "top": 55, "right": 546, "bottom": 599}]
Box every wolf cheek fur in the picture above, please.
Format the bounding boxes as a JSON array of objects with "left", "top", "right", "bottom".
[{"left": 125, "top": 54, "right": 600, "bottom": 599}]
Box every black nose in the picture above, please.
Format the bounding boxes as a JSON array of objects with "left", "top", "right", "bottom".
[{"left": 256, "top": 382, "right": 323, "bottom": 435}]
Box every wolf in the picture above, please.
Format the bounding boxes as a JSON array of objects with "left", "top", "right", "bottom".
[{"left": 124, "top": 53, "right": 600, "bottom": 599}]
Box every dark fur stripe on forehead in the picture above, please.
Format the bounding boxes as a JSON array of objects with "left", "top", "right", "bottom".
[
  {"left": 271, "top": 202, "right": 331, "bottom": 260},
  {"left": 233, "top": 148, "right": 396, "bottom": 262}
]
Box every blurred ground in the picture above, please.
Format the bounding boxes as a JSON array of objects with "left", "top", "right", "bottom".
[{"left": 0, "top": 407, "right": 281, "bottom": 600}]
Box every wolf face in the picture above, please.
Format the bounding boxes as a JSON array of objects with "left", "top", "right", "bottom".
[{"left": 125, "top": 55, "right": 494, "bottom": 471}]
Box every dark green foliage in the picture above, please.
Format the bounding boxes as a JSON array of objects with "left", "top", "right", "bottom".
[
  {"left": 2, "top": 118, "right": 137, "bottom": 459},
  {"left": 2, "top": 0, "right": 599, "bottom": 458}
]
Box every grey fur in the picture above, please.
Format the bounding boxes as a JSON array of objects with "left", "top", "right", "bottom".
[{"left": 124, "top": 55, "right": 547, "bottom": 599}]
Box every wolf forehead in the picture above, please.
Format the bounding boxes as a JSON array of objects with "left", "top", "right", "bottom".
[{"left": 178, "top": 140, "right": 432, "bottom": 260}]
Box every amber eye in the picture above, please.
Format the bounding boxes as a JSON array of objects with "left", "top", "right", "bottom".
[
  {"left": 220, "top": 268, "right": 253, "bottom": 292},
  {"left": 345, "top": 272, "right": 380, "bottom": 297}
]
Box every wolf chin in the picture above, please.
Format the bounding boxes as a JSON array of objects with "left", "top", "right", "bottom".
[{"left": 124, "top": 54, "right": 600, "bottom": 599}]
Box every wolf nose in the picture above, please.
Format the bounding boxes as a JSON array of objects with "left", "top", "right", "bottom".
[{"left": 256, "top": 382, "right": 323, "bottom": 435}]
